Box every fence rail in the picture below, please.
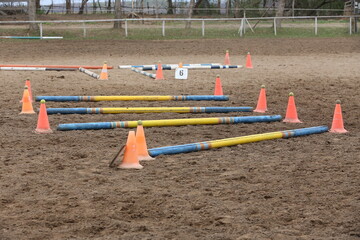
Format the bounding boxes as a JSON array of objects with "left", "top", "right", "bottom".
[{"left": 0, "top": 15, "right": 359, "bottom": 39}]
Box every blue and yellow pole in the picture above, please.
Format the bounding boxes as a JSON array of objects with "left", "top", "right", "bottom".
[
  {"left": 47, "top": 106, "right": 253, "bottom": 114},
  {"left": 57, "top": 115, "right": 282, "bottom": 131},
  {"left": 148, "top": 126, "right": 329, "bottom": 157},
  {"left": 36, "top": 95, "right": 230, "bottom": 102}
]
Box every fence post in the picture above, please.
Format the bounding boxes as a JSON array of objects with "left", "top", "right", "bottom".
[
  {"left": 202, "top": 20, "right": 205, "bottom": 37},
  {"left": 349, "top": 17, "right": 352, "bottom": 35},
  {"left": 39, "top": 23, "right": 43, "bottom": 39},
  {"left": 273, "top": 18, "right": 277, "bottom": 36},
  {"left": 315, "top": 17, "right": 318, "bottom": 35},
  {"left": 239, "top": 18, "right": 244, "bottom": 37},
  {"left": 83, "top": 22, "right": 87, "bottom": 38},
  {"left": 125, "top": 20, "right": 128, "bottom": 37},
  {"left": 162, "top": 20, "right": 165, "bottom": 37}
]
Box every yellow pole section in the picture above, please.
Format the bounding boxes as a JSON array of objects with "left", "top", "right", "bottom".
[
  {"left": 208, "top": 132, "right": 284, "bottom": 148},
  {"left": 101, "top": 107, "right": 192, "bottom": 113},
  {"left": 94, "top": 96, "right": 173, "bottom": 101},
  {"left": 123, "top": 117, "right": 232, "bottom": 127}
]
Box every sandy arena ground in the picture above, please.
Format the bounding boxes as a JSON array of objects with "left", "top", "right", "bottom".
[{"left": 0, "top": 37, "right": 359, "bottom": 239}]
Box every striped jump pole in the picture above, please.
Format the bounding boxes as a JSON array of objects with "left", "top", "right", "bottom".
[
  {"left": 46, "top": 106, "right": 253, "bottom": 114},
  {"left": 0, "top": 67, "right": 76, "bottom": 71},
  {"left": 79, "top": 67, "right": 100, "bottom": 79},
  {"left": 140, "top": 65, "right": 243, "bottom": 71},
  {"left": 35, "top": 95, "right": 229, "bottom": 102},
  {"left": 57, "top": 115, "right": 282, "bottom": 131},
  {"left": 148, "top": 126, "right": 329, "bottom": 157},
  {"left": 131, "top": 68, "right": 156, "bottom": 79},
  {"left": 0, "top": 64, "right": 113, "bottom": 69},
  {"left": 118, "top": 63, "right": 221, "bottom": 69}
]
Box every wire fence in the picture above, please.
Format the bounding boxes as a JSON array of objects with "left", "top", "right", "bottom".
[{"left": 0, "top": 15, "right": 359, "bottom": 39}]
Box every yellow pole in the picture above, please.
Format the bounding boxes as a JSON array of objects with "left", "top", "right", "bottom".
[{"left": 94, "top": 96, "right": 173, "bottom": 101}]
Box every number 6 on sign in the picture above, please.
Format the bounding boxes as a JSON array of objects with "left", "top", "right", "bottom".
[{"left": 175, "top": 68, "right": 188, "bottom": 79}]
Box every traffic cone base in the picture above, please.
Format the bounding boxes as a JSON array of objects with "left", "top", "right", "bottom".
[
  {"left": 329, "top": 100, "right": 348, "bottom": 133},
  {"left": 329, "top": 128, "right": 348, "bottom": 133},
  {"left": 214, "top": 75, "right": 223, "bottom": 96},
  {"left": 254, "top": 85, "right": 267, "bottom": 113},
  {"left": 136, "top": 122, "right": 155, "bottom": 161},
  {"left": 283, "top": 118, "right": 302, "bottom": 123},
  {"left": 118, "top": 131, "right": 143, "bottom": 169},
  {"left": 35, "top": 128, "right": 53, "bottom": 134},
  {"left": 99, "top": 61, "right": 108, "bottom": 80},
  {"left": 119, "top": 162, "right": 143, "bottom": 169},
  {"left": 246, "top": 52, "right": 253, "bottom": 69}
]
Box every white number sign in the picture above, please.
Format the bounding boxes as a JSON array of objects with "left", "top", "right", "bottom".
[{"left": 175, "top": 68, "right": 188, "bottom": 80}]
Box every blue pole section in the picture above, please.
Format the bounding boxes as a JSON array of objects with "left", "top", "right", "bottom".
[
  {"left": 47, "top": 108, "right": 89, "bottom": 114},
  {"left": 201, "top": 107, "right": 253, "bottom": 113},
  {"left": 36, "top": 96, "right": 81, "bottom": 102},
  {"left": 147, "top": 126, "right": 329, "bottom": 157},
  {"left": 57, "top": 115, "right": 282, "bottom": 131}
]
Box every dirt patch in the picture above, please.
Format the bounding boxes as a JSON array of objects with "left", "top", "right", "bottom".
[{"left": 0, "top": 37, "right": 359, "bottom": 239}]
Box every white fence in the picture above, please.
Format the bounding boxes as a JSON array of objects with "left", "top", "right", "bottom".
[{"left": 0, "top": 15, "right": 359, "bottom": 39}]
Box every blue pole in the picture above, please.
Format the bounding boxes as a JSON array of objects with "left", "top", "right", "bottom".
[
  {"left": 147, "top": 126, "right": 329, "bottom": 157},
  {"left": 57, "top": 115, "right": 282, "bottom": 131}
]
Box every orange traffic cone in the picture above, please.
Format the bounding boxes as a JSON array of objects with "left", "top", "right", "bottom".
[
  {"left": 136, "top": 121, "right": 155, "bottom": 161},
  {"left": 99, "top": 61, "right": 108, "bottom": 80},
  {"left": 20, "top": 86, "right": 35, "bottom": 114},
  {"left": 155, "top": 61, "right": 164, "bottom": 80},
  {"left": 118, "top": 131, "right": 143, "bottom": 169},
  {"left": 178, "top": 62, "right": 183, "bottom": 68},
  {"left": 214, "top": 75, "right": 224, "bottom": 96},
  {"left": 246, "top": 52, "right": 253, "bottom": 69},
  {"left": 25, "top": 79, "right": 33, "bottom": 102},
  {"left": 329, "top": 100, "right": 348, "bottom": 133},
  {"left": 224, "top": 50, "right": 231, "bottom": 65},
  {"left": 254, "top": 85, "right": 267, "bottom": 113},
  {"left": 283, "top": 92, "right": 302, "bottom": 123},
  {"left": 35, "top": 99, "right": 53, "bottom": 134}
]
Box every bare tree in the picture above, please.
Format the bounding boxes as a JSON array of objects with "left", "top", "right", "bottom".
[
  {"left": 217, "top": 0, "right": 221, "bottom": 15},
  {"left": 113, "top": 0, "right": 122, "bottom": 29},
  {"left": 66, "top": 0, "right": 71, "bottom": 14},
  {"left": 28, "top": 0, "right": 39, "bottom": 31},
  {"left": 167, "top": 0, "right": 173, "bottom": 14},
  {"left": 275, "top": 0, "right": 286, "bottom": 28},
  {"left": 35, "top": 0, "right": 40, "bottom": 10},
  {"left": 107, "top": 0, "right": 112, "bottom": 13},
  {"left": 185, "top": 0, "right": 195, "bottom": 29},
  {"left": 79, "top": 0, "right": 89, "bottom": 14}
]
